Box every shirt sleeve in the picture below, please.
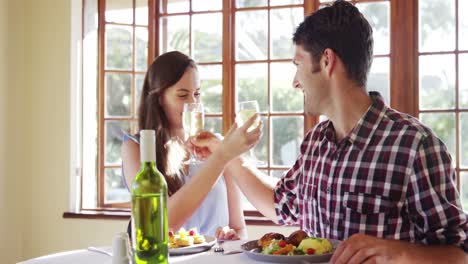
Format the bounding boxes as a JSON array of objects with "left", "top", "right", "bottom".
[
  {"left": 407, "top": 132, "right": 468, "bottom": 251},
  {"left": 273, "top": 131, "right": 313, "bottom": 225}
]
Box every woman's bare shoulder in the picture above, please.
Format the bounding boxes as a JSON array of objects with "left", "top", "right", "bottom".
[{"left": 122, "top": 138, "right": 140, "bottom": 159}]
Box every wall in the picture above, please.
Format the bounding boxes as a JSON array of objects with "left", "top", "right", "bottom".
[
  {"left": 1, "top": 0, "right": 294, "bottom": 261},
  {"left": 1, "top": 0, "right": 26, "bottom": 262},
  {"left": 0, "top": 0, "right": 12, "bottom": 261},
  {"left": 19, "top": 0, "right": 128, "bottom": 260}
]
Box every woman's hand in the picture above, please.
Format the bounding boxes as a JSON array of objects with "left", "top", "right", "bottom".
[
  {"left": 192, "top": 114, "right": 262, "bottom": 162},
  {"left": 215, "top": 226, "right": 241, "bottom": 240},
  {"left": 186, "top": 131, "right": 221, "bottom": 160}
]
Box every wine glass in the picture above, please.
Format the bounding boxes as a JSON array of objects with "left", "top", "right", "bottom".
[
  {"left": 236, "top": 100, "right": 263, "bottom": 165},
  {"left": 182, "top": 102, "right": 205, "bottom": 163}
]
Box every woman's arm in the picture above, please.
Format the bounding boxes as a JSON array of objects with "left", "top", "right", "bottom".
[
  {"left": 223, "top": 171, "right": 247, "bottom": 240},
  {"left": 123, "top": 115, "right": 262, "bottom": 232},
  {"left": 122, "top": 139, "right": 141, "bottom": 189}
]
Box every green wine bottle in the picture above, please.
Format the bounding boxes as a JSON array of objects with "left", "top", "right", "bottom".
[{"left": 131, "top": 130, "right": 168, "bottom": 264}]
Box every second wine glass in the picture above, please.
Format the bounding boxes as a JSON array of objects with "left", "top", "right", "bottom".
[
  {"left": 182, "top": 102, "right": 205, "bottom": 163},
  {"left": 236, "top": 100, "right": 263, "bottom": 165}
]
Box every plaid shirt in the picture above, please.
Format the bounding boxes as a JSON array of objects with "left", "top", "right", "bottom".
[{"left": 274, "top": 92, "right": 468, "bottom": 251}]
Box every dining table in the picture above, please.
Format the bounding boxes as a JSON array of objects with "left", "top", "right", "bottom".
[{"left": 17, "top": 239, "right": 329, "bottom": 264}]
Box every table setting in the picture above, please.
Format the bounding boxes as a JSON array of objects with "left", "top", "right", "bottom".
[
  {"left": 18, "top": 230, "right": 335, "bottom": 264},
  {"left": 17, "top": 239, "right": 264, "bottom": 264}
]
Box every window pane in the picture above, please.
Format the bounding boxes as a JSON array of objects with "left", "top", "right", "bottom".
[
  {"left": 271, "top": 62, "right": 303, "bottom": 112},
  {"left": 419, "top": 55, "right": 455, "bottom": 110},
  {"left": 367, "top": 57, "right": 390, "bottom": 104},
  {"left": 105, "top": 168, "right": 131, "bottom": 203},
  {"left": 236, "top": 11, "right": 268, "bottom": 61},
  {"left": 460, "top": 0, "right": 468, "bottom": 50},
  {"left": 356, "top": 2, "right": 390, "bottom": 55},
  {"left": 199, "top": 65, "right": 222, "bottom": 113},
  {"left": 105, "top": 25, "right": 133, "bottom": 70},
  {"left": 270, "top": 0, "right": 302, "bottom": 5},
  {"left": 135, "top": 0, "right": 148, "bottom": 25},
  {"left": 159, "top": 16, "right": 190, "bottom": 55},
  {"left": 461, "top": 114, "right": 468, "bottom": 168},
  {"left": 270, "top": 170, "right": 286, "bottom": 179},
  {"left": 105, "top": 120, "right": 131, "bottom": 165},
  {"left": 193, "top": 13, "right": 222, "bottom": 62},
  {"left": 106, "top": 0, "right": 133, "bottom": 24},
  {"left": 160, "top": 0, "right": 189, "bottom": 13},
  {"left": 205, "top": 117, "right": 222, "bottom": 134},
  {"left": 236, "top": 0, "right": 267, "bottom": 8},
  {"left": 419, "top": 0, "right": 455, "bottom": 52},
  {"left": 135, "top": 27, "right": 148, "bottom": 72},
  {"left": 236, "top": 63, "right": 268, "bottom": 112},
  {"left": 192, "top": 0, "right": 222, "bottom": 11},
  {"left": 460, "top": 54, "right": 468, "bottom": 109},
  {"left": 270, "top": 8, "right": 303, "bottom": 59},
  {"left": 420, "top": 113, "right": 456, "bottom": 161},
  {"left": 135, "top": 73, "right": 145, "bottom": 114},
  {"left": 460, "top": 172, "right": 468, "bottom": 212},
  {"left": 106, "top": 73, "right": 132, "bottom": 116},
  {"left": 272, "top": 117, "right": 303, "bottom": 166}
]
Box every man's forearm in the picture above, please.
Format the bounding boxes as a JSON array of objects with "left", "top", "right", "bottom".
[
  {"left": 400, "top": 241, "right": 466, "bottom": 264},
  {"left": 224, "top": 157, "right": 278, "bottom": 223}
]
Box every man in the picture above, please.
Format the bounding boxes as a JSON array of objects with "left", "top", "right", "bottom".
[{"left": 211, "top": 1, "right": 467, "bottom": 263}]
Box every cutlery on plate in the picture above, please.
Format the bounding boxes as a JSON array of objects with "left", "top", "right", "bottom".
[
  {"left": 213, "top": 240, "right": 243, "bottom": 255},
  {"left": 213, "top": 240, "right": 225, "bottom": 253}
]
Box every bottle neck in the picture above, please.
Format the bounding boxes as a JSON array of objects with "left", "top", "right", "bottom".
[
  {"left": 140, "top": 133, "right": 156, "bottom": 163},
  {"left": 140, "top": 161, "right": 156, "bottom": 171}
]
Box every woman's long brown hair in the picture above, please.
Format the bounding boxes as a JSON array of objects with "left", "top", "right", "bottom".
[{"left": 138, "top": 51, "right": 196, "bottom": 196}]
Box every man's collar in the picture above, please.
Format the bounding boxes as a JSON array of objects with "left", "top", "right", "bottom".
[
  {"left": 322, "top": 91, "right": 387, "bottom": 150},
  {"left": 348, "top": 92, "right": 387, "bottom": 150}
]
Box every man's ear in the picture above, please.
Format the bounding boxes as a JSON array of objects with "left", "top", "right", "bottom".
[{"left": 322, "top": 48, "right": 336, "bottom": 77}]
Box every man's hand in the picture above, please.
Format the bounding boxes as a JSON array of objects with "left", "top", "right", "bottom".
[
  {"left": 191, "top": 114, "right": 262, "bottom": 162},
  {"left": 331, "top": 233, "right": 467, "bottom": 264},
  {"left": 330, "top": 233, "right": 406, "bottom": 264}
]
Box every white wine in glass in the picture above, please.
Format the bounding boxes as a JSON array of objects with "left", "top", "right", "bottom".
[
  {"left": 236, "top": 100, "right": 262, "bottom": 165},
  {"left": 236, "top": 101, "right": 260, "bottom": 131},
  {"left": 182, "top": 103, "right": 204, "bottom": 163},
  {"left": 183, "top": 111, "right": 204, "bottom": 139}
]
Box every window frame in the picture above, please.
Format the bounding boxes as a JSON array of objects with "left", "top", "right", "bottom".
[
  {"left": 416, "top": 0, "right": 468, "bottom": 191},
  {"left": 69, "top": 0, "right": 467, "bottom": 222}
]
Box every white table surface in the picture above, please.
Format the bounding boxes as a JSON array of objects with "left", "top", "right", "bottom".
[{"left": 18, "top": 240, "right": 327, "bottom": 264}]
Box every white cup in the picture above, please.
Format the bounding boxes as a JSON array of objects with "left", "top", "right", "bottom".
[{"left": 112, "top": 232, "right": 131, "bottom": 264}]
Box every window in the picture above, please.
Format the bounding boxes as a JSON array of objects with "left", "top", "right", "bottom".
[
  {"left": 76, "top": 0, "right": 468, "bottom": 219},
  {"left": 417, "top": 0, "right": 468, "bottom": 210},
  {"left": 80, "top": 0, "right": 312, "bottom": 215}
]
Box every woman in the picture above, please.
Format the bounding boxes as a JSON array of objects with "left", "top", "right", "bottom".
[{"left": 122, "top": 51, "right": 261, "bottom": 240}]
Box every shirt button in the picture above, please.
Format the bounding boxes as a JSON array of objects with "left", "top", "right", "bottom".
[
  {"left": 325, "top": 219, "right": 330, "bottom": 226},
  {"left": 326, "top": 187, "right": 331, "bottom": 193}
]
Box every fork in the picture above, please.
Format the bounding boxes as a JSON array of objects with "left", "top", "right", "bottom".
[
  {"left": 213, "top": 240, "right": 243, "bottom": 255},
  {"left": 213, "top": 240, "right": 225, "bottom": 253}
]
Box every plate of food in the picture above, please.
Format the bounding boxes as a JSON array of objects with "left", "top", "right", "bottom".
[
  {"left": 241, "top": 230, "right": 340, "bottom": 263},
  {"left": 168, "top": 228, "right": 217, "bottom": 256}
]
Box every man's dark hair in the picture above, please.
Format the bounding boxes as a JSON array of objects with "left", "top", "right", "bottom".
[{"left": 293, "top": 0, "right": 373, "bottom": 87}]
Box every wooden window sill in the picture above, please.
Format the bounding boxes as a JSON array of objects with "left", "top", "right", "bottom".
[{"left": 63, "top": 210, "right": 277, "bottom": 225}]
